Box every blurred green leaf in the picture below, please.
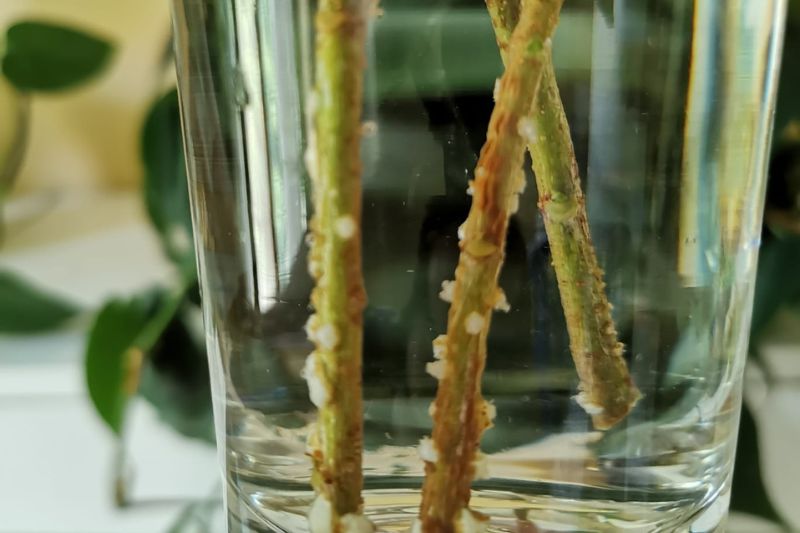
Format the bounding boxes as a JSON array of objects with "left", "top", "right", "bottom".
[
  {"left": 86, "top": 288, "right": 187, "bottom": 433},
  {"left": 138, "top": 312, "right": 214, "bottom": 443},
  {"left": 1, "top": 21, "right": 113, "bottom": 92},
  {"left": 0, "top": 270, "right": 78, "bottom": 333},
  {"left": 85, "top": 295, "right": 155, "bottom": 435},
  {"left": 85, "top": 281, "right": 209, "bottom": 441},
  {"left": 142, "top": 88, "right": 196, "bottom": 279},
  {"left": 730, "top": 402, "right": 785, "bottom": 525}
]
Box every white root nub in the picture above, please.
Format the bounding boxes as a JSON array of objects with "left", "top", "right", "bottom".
[
  {"left": 484, "top": 400, "right": 497, "bottom": 423},
  {"left": 493, "top": 289, "right": 511, "bottom": 313},
  {"left": 317, "top": 324, "right": 339, "bottom": 351},
  {"left": 439, "top": 280, "right": 455, "bottom": 303},
  {"left": 456, "top": 509, "right": 489, "bottom": 533},
  {"left": 426, "top": 360, "right": 445, "bottom": 380},
  {"left": 308, "top": 260, "right": 321, "bottom": 278},
  {"left": 335, "top": 216, "right": 357, "bottom": 239},
  {"left": 302, "top": 353, "right": 328, "bottom": 407},
  {"left": 465, "top": 312, "right": 485, "bottom": 335},
  {"left": 305, "top": 314, "right": 320, "bottom": 341},
  {"left": 309, "top": 496, "right": 375, "bottom": 533},
  {"left": 517, "top": 117, "right": 538, "bottom": 143},
  {"left": 341, "top": 513, "right": 375, "bottom": 533},
  {"left": 308, "top": 495, "right": 332, "bottom": 533},
  {"left": 418, "top": 436, "right": 439, "bottom": 463},
  {"left": 432, "top": 334, "right": 448, "bottom": 359},
  {"left": 574, "top": 391, "right": 604, "bottom": 416}
]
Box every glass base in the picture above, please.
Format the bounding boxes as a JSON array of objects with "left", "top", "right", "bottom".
[{"left": 226, "top": 479, "right": 730, "bottom": 533}]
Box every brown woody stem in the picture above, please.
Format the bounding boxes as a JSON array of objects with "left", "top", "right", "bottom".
[
  {"left": 304, "top": 0, "right": 370, "bottom": 530},
  {"left": 486, "top": 0, "right": 640, "bottom": 429},
  {"left": 418, "top": 1, "right": 565, "bottom": 531}
]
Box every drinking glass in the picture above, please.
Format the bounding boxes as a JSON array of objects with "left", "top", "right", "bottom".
[{"left": 171, "top": 1, "right": 787, "bottom": 531}]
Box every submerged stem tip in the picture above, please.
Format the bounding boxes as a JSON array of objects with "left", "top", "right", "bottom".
[
  {"left": 418, "top": 0, "right": 566, "bottom": 530},
  {"left": 305, "top": 0, "right": 374, "bottom": 529}
]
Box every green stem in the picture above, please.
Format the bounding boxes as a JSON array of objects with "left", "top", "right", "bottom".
[
  {"left": 304, "top": 0, "right": 370, "bottom": 530},
  {"left": 486, "top": 0, "right": 640, "bottom": 429},
  {"left": 133, "top": 285, "right": 188, "bottom": 354},
  {"left": 418, "top": 1, "right": 564, "bottom": 530}
]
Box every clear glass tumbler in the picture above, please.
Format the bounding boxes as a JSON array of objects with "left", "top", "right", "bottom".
[{"left": 171, "top": 1, "right": 787, "bottom": 531}]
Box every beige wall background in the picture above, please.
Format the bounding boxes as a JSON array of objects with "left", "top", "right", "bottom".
[{"left": 1, "top": 0, "right": 173, "bottom": 193}]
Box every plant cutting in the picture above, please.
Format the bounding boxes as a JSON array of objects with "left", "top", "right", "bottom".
[
  {"left": 485, "top": 0, "right": 639, "bottom": 429},
  {"left": 302, "top": 0, "right": 371, "bottom": 530},
  {"left": 415, "top": 0, "right": 564, "bottom": 529}
]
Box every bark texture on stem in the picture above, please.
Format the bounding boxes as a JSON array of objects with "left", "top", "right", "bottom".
[
  {"left": 486, "top": 0, "right": 640, "bottom": 429},
  {"left": 418, "top": 1, "right": 564, "bottom": 531},
  {"left": 304, "top": 0, "right": 370, "bottom": 530}
]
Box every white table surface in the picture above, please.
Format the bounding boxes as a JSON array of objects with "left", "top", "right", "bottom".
[{"left": 0, "top": 188, "right": 798, "bottom": 532}]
